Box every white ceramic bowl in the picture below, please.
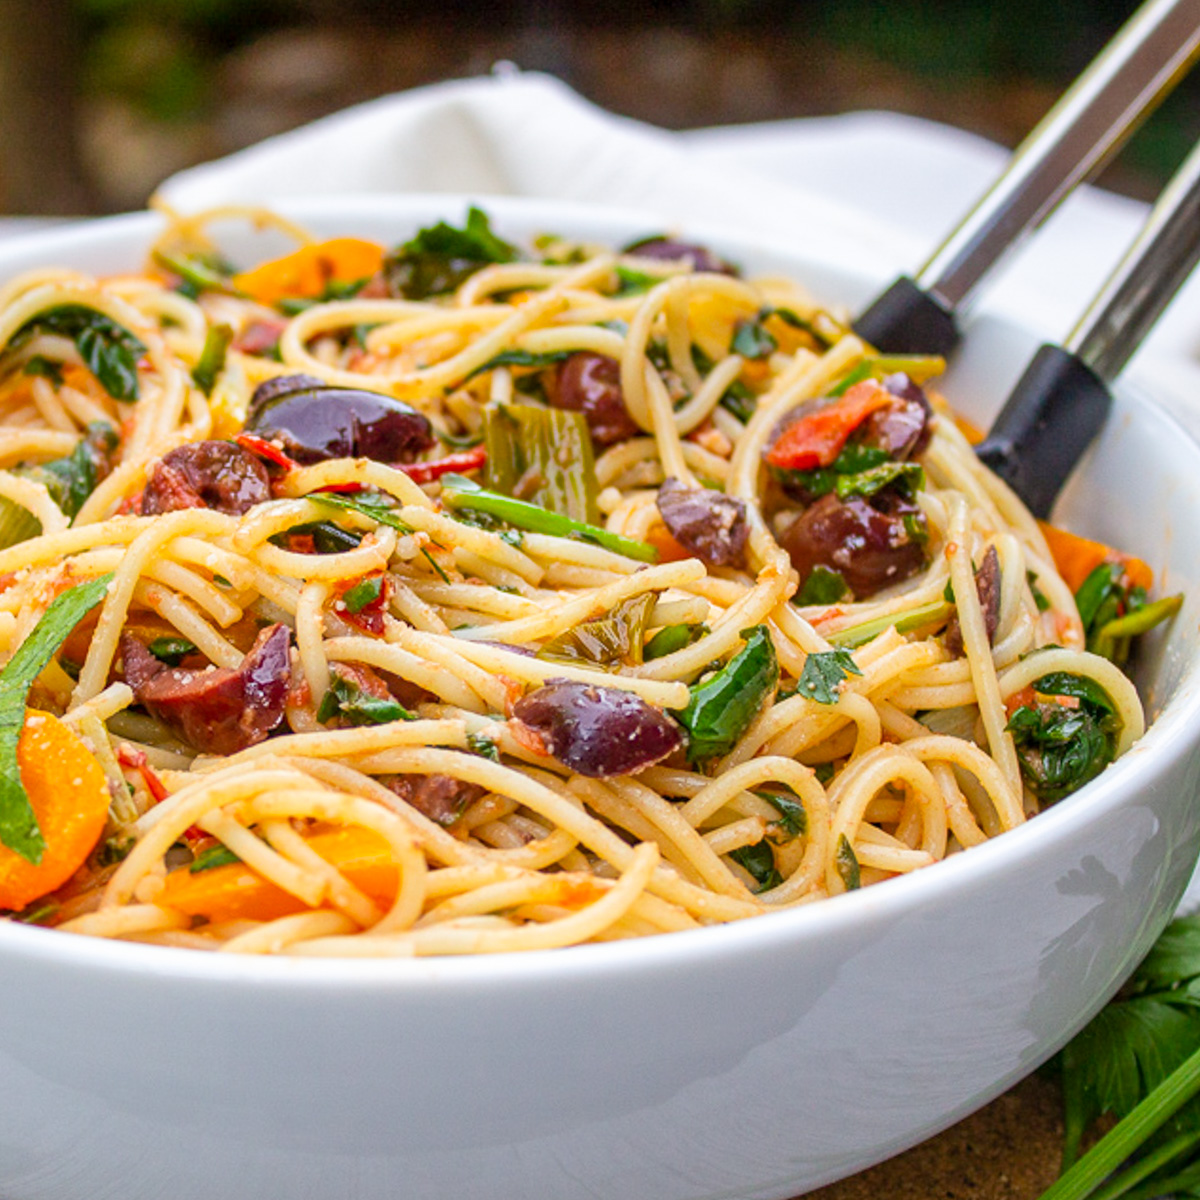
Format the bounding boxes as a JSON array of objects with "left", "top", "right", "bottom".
[{"left": 2, "top": 197, "right": 1200, "bottom": 1200}]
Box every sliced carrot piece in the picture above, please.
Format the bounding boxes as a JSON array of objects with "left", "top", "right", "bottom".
[
  {"left": 231, "top": 238, "right": 385, "bottom": 306},
  {"left": 1038, "top": 520, "right": 1154, "bottom": 594},
  {"left": 643, "top": 521, "right": 692, "bottom": 564},
  {"left": 158, "top": 825, "right": 398, "bottom": 925},
  {"left": 0, "top": 711, "right": 110, "bottom": 911}
]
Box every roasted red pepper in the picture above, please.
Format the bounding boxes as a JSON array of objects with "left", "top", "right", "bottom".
[
  {"left": 765, "top": 380, "right": 895, "bottom": 471},
  {"left": 400, "top": 446, "right": 487, "bottom": 484}
]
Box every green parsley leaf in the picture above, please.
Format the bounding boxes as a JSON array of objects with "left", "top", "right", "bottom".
[
  {"left": 835, "top": 834, "right": 861, "bottom": 890},
  {"left": 727, "top": 841, "right": 782, "bottom": 892},
  {"left": 147, "top": 636, "right": 198, "bottom": 667},
  {"left": 795, "top": 565, "right": 848, "bottom": 606}
]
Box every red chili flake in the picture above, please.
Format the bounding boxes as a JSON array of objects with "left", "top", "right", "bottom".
[
  {"left": 116, "top": 743, "right": 170, "bottom": 803},
  {"left": 235, "top": 432, "right": 301, "bottom": 473},
  {"left": 400, "top": 446, "right": 487, "bottom": 484}
]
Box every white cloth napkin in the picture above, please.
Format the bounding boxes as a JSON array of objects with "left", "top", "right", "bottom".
[{"left": 157, "top": 70, "right": 1199, "bottom": 411}]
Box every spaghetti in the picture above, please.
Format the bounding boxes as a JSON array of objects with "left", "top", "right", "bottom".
[{"left": 0, "top": 205, "right": 1166, "bottom": 955}]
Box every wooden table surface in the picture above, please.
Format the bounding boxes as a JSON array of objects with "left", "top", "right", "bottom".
[{"left": 805, "top": 1074, "right": 1064, "bottom": 1199}]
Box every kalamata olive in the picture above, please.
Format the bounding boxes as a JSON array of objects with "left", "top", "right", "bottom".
[
  {"left": 656, "top": 477, "right": 748, "bottom": 568},
  {"left": 513, "top": 679, "right": 683, "bottom": 777},
  {"left": 623, "top": 236, "right": 739, "bottom": 277},
  {"left": 142, "top": 440, "right": 271, "bottom": 516},
  {"left": 944, "top": 545, "right": 1002, "bottom": 656},
  {"left": 244, "top": 378, "right": 435, "bottom": 465},
  {"left": 780, "top": 493, "right": 928, "bottom": 599},
  {"left": 551, "top": 353, "right": 641, "bottom": 447},
  {"left": 121, "top": 623, "right": 291, "bottom": 755},
  {"left": 245, "top": 374, "right": 326, "bottom": 420},
  {"left": 859, "top": 374, "right": 934, "bottom": 461},
  {"left": 384, "top": 774, "right": 485, "bottom": 827}
]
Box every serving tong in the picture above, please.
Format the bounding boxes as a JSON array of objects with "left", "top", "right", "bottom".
[{"left": 851, "top": 0, "right": 1200, "bottom": 516}]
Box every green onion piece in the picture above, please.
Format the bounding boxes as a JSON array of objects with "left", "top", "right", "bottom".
[
  {"left": 644, "top": 623, "right": 708, "bottom": 661},
  {"left": 153, "top": 248, "right": 239, "bottom": 295},
  {"left": 191, "top": 323, "right": 233, "bottom": 396},
  {"left": 483, "top": 402, "right": 599, "bottom": 524},
  {"left": 0, "top": 574, "right": 112, "bottom": 863},
  {"left": 440, "top": 474, "right": 657, "bottom": 563},
  {"left": 1097, "top": 593, "right": 1182, "bottom": 641},
  {"left": 827, "top": 599, "right": 952, "bottom": 648}
]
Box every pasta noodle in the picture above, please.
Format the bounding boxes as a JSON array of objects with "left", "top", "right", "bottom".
[{"left": 0, "top": 206, "right": 1167, "bottom": 957}]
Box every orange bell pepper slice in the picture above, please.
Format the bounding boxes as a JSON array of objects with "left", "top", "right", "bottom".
[
  {"left": 158, "top": 825, "right": 398, "bottom": 925},
  {"left": 232, "top": 238, "right": 384, "bottom": 306},
  {"left": 1038, "top": 520, "right": 1154, "bottom": 594},
  {"left": 0, "top": 711, "right": 111, "bottom": 911}
]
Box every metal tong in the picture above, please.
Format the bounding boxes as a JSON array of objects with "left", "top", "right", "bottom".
[
  {"left": 854, "top": 0, "right": 1200, "bottom": 357},
  {"left": 851, "top": 0, "right": 1200, "bottom": 517}
]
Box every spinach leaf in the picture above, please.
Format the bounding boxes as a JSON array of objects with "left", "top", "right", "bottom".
[
  {"left": 834, "top": 461, "right": 923, "bottom": 502},
  {"left": 794, "top": 565, "right": 847, "bottom": 606},
  {"left": 0, "top": 574, "right": 112, "bottom": 863},
  {"left": 22, "top": 355, "right": 63, "bottom": 386},
  {"left": 796, "top": 648, "right": 862, "bottom": 705},
  {"left": 728, "top": 841, "right": 782, "bottom": 892},
  {"left": 383, "top": 206, "right": 517, "bottom": 299},
  {"left": 15, "top": 305, "right": 146, "bottom": 401},
  {"left": 674, "top": 625, "right": 778, "bottom": 765},
  {"left": 1006, "top": 674, "right": 1119, "bottom": 803}
]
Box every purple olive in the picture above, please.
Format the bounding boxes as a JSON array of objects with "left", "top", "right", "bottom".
[
  {"left": 781, "top": 493, "right": 927, "bottom": 599},
  {"left": 513, "top": 679, "right": 682, "bottom": 777},
  {"left": 944, "top": 545, "right": 1002, "bottom": 655},
  {"left": 142, "top": 440, "right": 271, "bottom": 517},
  {"left": 656, "top": 477, "right": 748, "bottom": 568},
  {"left": 623, "top": 236, "right": 739, "bottom": 276},
  {"left": 244, "top": 376, "right": 435, "bottom": 465},
  {"left": 121, "top": 623, "right": 291, "bottom": 755},
  {"left": 860, "top": 374, "right": 934, "bottom": 461},
  {"left": 551, "top": 353, "right": 641, "bottom": 447}
]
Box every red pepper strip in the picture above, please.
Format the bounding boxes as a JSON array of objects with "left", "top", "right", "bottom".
[
  {"left": 116, "top": 744, "right": 171, "bottom": 804},
  {"left": 765, "top": 380, "right": 896, "bottom": 470},
  {"left": 400, "top": 446, "right": 488, "bottom": 484},
  {"left": 235, "top": 432, "right": 301, "bottom": 473},
  {"left": 312, "top": 482, "right": 366, "bottom": 494}
]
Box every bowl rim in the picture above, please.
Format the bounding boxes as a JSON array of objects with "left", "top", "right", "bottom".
[{"left": 2, "top": 192, "right": 1199, "bottom": 990}]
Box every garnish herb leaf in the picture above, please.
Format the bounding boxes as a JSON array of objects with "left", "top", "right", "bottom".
[
  {"left": 835, "top": 834, "right": 861, "bottom": 890},
  {"left": 0, "top": 574, "right": 112, "bottom": 863},
  {"left": 797, "top": 648, "right": 862, "bottom": 705},
  {"left": 317, "top": 673, "right": 415, "bottom": 727},
  {"left": 674, "top": 625, "right": 778, "bottom": 765},
  {"left": 342, "top": 575, "right": 383, "bottom": 615},
  {"left": 728, "top": 841, "right": 782, "bottom": 892},
  {"left": 466, "top": 731, "right": 501, "bottom": 762},
  {"left": 464, "top": 349, "right": 571, "bottom": 381},
  {"left": 756, "top": 789, "right": 807, "bottom": 840}
]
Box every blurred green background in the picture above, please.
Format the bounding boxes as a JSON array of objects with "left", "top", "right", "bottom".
[{"left": 0, "top": 0, "right": 1194, "bottom": 214}]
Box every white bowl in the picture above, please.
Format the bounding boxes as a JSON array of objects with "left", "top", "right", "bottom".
[{"left": 2, "top": 196, "right": 1200, "bottom": 1200}]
